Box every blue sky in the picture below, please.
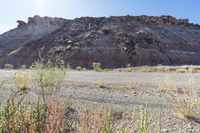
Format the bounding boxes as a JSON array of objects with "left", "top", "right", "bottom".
[{"left": 0, "top": 0, "right": 199, "bottom": 33}]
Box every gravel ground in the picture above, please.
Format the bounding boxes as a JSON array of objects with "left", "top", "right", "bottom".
[{"left": 1, "top": 70, "right": 200, "bottom": 132}]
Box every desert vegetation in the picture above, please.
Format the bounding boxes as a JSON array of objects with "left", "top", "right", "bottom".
[
  {"left": 1, "top": 62, "right": 200, "bottom": 132},
  {"left": 0, "top": 61, "right": 165, "bottom": 133},
  {"left": 161, "top": 77, "right": 200, "bottom": 120},
  {"left": 4, "top": 64, "right": 14, "bottom": 70},
  {"left": 92, "top": 62, "right": 102, "bottom": 71},
  {"left": 117, "top": 66, "right": 200, "bottom": 73}
]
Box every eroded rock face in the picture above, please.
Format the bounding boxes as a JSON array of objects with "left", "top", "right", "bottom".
[
  {"left": 0, "top": 15, "right": 200, "bottom": 68},
  {"left": 0, "top": 15, "right": 65, "bottom": 51},
  {"left": 17, "top": 20, "right": 27, "bottom": 28}
]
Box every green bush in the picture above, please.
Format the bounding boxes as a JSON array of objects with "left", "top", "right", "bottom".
[
  {"left": 126, "top": 63, "right": 131, "bottom": 68},
  {"left": 66, "top": 64, "right": 71, "bottom": 70},
  {"left": 4, "top": 64, "right": 13, "bottom": 70},
  {"left": 0, "top": 94, "right": 74, "bottom": 132},
  {"left": 92, "top": 62, "right": 101, "bottom": 71},
  {"left": 126, "top": 63, "right": 133, "bottom": 72},
  {"left": 33, "top": 60, "right": 66, "bottom": 96},
  {"left": 21, "top": 64, "right": 27, "bottom": 70},
  {"left": 0, "top": 94, "right": 47, "bottom": 132}
]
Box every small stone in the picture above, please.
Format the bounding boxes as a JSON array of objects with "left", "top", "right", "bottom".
[
  {"left": 66, "top": 45, "right": 71, "bottom": 49},
  {"left": 188, "top": 129, "right": 193, "bottom": 132},
  {"left": 68, "top": 40, "right": 72, "bottom": 43},
  {"left": 188, "top": 123, "right": 193, "bottom": 129},
  {"left": 162, "top": 128, "right": 169, "bottom": 132},
  {"left": 132, "top": 91, "right": 137, "bottom": 96}
]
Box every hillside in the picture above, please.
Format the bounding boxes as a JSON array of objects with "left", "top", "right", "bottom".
[{"left": 0, "top": 15, "right": 200, "bottom": 68}]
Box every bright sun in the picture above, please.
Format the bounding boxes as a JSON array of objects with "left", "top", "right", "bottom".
[{"left": 37, "top": 0, "right": 45, "bottom": 9}]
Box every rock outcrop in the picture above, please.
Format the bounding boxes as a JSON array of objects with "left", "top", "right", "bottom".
[
  {"left": 0, "top": 15, "right": 200, "bottom": 68},
  {"left": 0, "top": 15, "right": 65, "bottom": 51}
]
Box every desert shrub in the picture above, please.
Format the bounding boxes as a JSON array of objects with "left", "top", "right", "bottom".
[
  {"left": 21, "top": 64, "right": 27, "bottom": 70},
  {"left": 80, "top": 105, "right": 160, "bottom": 133},
  {"left": 82, "top": 68, "right": 87, "bottom": 71},
  {"left": 66, "top": 64, "right": 71, "bottom": 70},
  {"left": 4, "top": 64, "right": 13, "bottom": 70},
  {"left": 188, "top": 68, "right": 198, "bottom": 73},
  {"left": 76, "top": 66, "right": 82, "bottom": 71},
  {"left": 14, "top": 72, "right": 31, "bottom": 91},
  {"left": 131, "top": 105, "right": 161, "bottom": 133},
  {"left": 157, "top": 64, "right": 163, "bottom": 67},
  {"left": 138, "top": 66, "right": 157, "bottom": 72},
  {"left": 33, "top": 61, "right": 66, "bottom": 95},
  {"left": 0, "top": 95, "right": 46, "bottom": 132},
  {"left": 0, "top": 91, "right": 162, "bottom": 132},
  {"left": 164, "top": 78, "right": 200, "bottom": 119},
  {"left": 80, "top": 106, "right": 115, "bottom": 133},
  {"left": 33, "top": 60, "right": 66, "bottom": 106},
  {"left": 44, "top": 96, "right": 72, "bottom": 133},
  {"left": 176, "top": 68, "right": 186, "bottom": 73},
  {"left": 118, "top": 68, "right": 132, "bottom": 72},
  {"left": 126, "top": 64, "right": 133, "bottom": 72},
  {"left": 168, "top": 68, "right": 176, "bottom": 72},
  {"left": 126, "top": 63, "right": 131, "bottom": 68},
  {"left": 0, "top": 97, "right": 24, "bottom": 132},
  {"left": 32, "top": 97, "right": 48, "bottom": 132},
  {"left": 156, "top": 65, "right": 169, "bottom": 72},
  {"left": 92, "top": 62, "right": 101, "bottom": 71},
  {"left": 119, "top": 122, "right": 127, "bottom": 133},
  {"left": 138, "top": 106, "right": 158, "bottom": 133},
  {"left": 0, "top": 93, "right": 75, "bottom": 133}
]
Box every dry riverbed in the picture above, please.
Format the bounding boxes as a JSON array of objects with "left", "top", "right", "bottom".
[{"left": 1, "top": 70, "right": 200, "bottom": 132}]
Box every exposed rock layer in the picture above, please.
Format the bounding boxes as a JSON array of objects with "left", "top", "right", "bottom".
[{"left": 0, "top": 15, "right": 200, "bottom": 68}]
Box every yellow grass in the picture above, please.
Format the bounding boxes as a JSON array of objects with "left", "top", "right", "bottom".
[{"left": 14, "top": 72, "right": 31, "bottom": 91}]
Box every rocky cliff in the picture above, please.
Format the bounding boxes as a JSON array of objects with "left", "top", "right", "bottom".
[
  {"left": 0, "top": 16, "right": 65, "bottom": 51},
  {"left": 0, "top": 15, "right": 200, "bottom": 68}
]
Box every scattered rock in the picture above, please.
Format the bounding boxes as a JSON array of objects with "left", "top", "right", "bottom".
[{"left": 162, "top": 128, "right": 169, "bottom": 132}]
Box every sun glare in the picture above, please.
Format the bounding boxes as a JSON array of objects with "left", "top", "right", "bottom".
[{"left": 37, "top": 0, "right": 45, "bottom": 10}]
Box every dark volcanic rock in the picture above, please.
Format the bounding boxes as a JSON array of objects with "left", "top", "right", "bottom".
[{"left": 0, "top": 15, "right": 200, "bottom": 68}]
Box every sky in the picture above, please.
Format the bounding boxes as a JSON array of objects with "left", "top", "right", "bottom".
[{"left": 0, "top": 0, "right": 199, "bottom": 34}]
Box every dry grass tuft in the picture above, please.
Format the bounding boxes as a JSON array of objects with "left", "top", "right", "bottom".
[
  {"left": 188, "top": 68, "right": 198, "bottom": 73},
  {"left": 137, "top": 66, "right": 158, "bottom": 73},
  {"left": 80, "top": 105, "right": 161, "bottom": 133},
  {"left": 80, "top": 105, "right": 115, "bottom": 133},
  {"left": 117, "top": 66, "right": 200, "bottom": 73},
  {"left": 176, "top": 68, "right": 187, "bottom": 73},
  {"left": 14, "top": 72, "right": 31, "bottom": 91},
  {"left": 164, "top": 78, "right": 200, "bottom": 119},
  {"left": 96, "top": 78, "right": 108, "bottom": 88},
  {"left": 76, "top": 66, "right": 83, "bottom": 71}
]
